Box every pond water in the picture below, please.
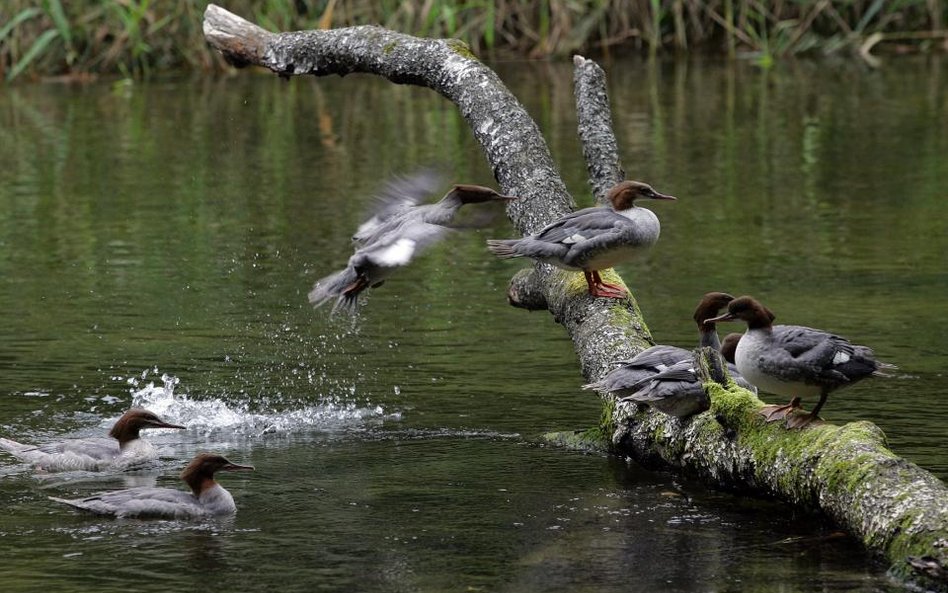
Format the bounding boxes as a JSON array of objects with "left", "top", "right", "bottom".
[{"left": 0, "top": 55, "right": 945, "bottom": 592}]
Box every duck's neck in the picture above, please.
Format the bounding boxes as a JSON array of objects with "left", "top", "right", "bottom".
[
  {"left": 424, "top": 197, "right": 461, "bottom": 225},
  {"left": 698, "top": 326, "right": 721, "bottom": 350}
]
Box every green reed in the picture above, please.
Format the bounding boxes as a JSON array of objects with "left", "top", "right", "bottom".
[{"left": 1, "top": 0, "right": 944, "bottom": 81}]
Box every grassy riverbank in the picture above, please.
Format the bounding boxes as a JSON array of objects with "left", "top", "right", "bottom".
[{"left": 2, "top": 0, "right": 945, "bottom": 81}]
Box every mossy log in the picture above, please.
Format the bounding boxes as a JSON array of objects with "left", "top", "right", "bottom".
[{"left": 202, "top": 6, "right": 947, "bottom": 590}]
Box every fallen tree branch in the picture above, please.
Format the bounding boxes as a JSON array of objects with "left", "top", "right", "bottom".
[
  {"left": 202, "top": 6, "right": 947, "bottom": 590},
  {"left": 567, "top": 53, "right": 948, "bottom": 591}
]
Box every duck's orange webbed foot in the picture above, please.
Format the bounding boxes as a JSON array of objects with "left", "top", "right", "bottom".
[
  {"left": 584, "top": 271, "right": 628, "bottom": 299},
  {"left": 785, "top": 409, "right": 825, "bottom": 429},
  {"left": 759, "top": 396, "right": 802, "bottom": 422}
]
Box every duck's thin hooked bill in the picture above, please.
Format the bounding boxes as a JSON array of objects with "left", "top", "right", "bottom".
[
  {"left": 0, "top": 408, "right": 186, "bottom": 472},
  {"left": 309, "top": 170, "right": 516, "bottom": 315},
  {"left": 49, "top": 453, "right": 254, "bottom": 519},
  {"left": 583, "top": 292, "right": 755, "bottom": 418},
  {"left": 486, "top": 180, "right": 675, "bottom": 299},
  {"left": 705, "top": 295, "right": 895, "bottom": 429}
]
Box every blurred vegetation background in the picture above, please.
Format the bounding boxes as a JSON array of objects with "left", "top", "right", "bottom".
[{"left": 1, "top": 0, "right": 946, "bottom": 81}]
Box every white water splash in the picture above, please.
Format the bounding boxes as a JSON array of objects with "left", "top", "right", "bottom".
[{"left": 121, "top": 372, "right": 400, "bottom": 437}]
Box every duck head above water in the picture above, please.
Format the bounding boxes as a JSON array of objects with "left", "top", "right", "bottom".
[
  {"left": 108, "top": 408, "right": 186, "bottom": 447},
  {"left": 181, "top": 453, "right": 254, "bottom": 496},
  {"left": 607, "top": 180, "right": 676, "bottom": 211}
]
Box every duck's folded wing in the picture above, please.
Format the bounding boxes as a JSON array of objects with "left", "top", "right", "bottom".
[
  {"left": 531, "top": 207, "right": 622, "bottom": 243},
  {"left": 44, "top": 438, "right": 119, "bottom": 460},
  {"left": 1, "top": 437, "right": 118, "bottom": 468},
  {"left": 585, "top": 365, "right": 654, "bottom": 393},
  {"left": 51, "top": 487, "right": 203, "bottom": 518},
  {"left": 615, "top": 345, "right": 690, "bottom": 370},
  {"left": 760, "top": 326, "right": 853, "bottom": 384}
]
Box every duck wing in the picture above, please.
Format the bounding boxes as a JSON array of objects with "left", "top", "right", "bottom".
[
  {"left": 353, "top": 221, "right": 449, "bottom": 270},
  {"left": 584, "top": 345, "right": 690, "bottom": 394},
  {"left": 613, "top": 345, "right": 690, "bottom": 369},
  {"left": 352, "top": 169, "right": 445, "bottom": 245},
  {"left": 0, "top": 437, "right": 120, "bottom": 470},
  {"left": 760, "top": 325, "right": 865, "bottom": 386},
  {"left": 532, "top": 207, "right": 625, "bottom": 244},
  {"left": 619, "top": 359, "right": 710, "bottom": 417},
  {"left": 50, "top": 487, "right": 204, "bottom": 519}
]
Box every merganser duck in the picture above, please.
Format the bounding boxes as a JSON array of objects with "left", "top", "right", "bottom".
[
  {"left": 309, "top": 175, "right": 515, "bottom": 314},
  {"left": 49, "top": 453, "right": 254, "bottom": 519},
  {"left": 0, "top": 408, "right": 186, "bottom": 472},
  {"left": 583, "top": 292, "right": 755, "bottom": 417},
  {"left": 705, "top": 295, "right": 895, "bottom": 428},
  {"left": 350, "top": 169, "right": 445, "bottom": 245},
  {"left": 486, "top": 180, "right": 675, "bottom": 298}
]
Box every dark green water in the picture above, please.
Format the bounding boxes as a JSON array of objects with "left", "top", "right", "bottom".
[{"left": 0, "top": 56, "right": 945, "bottom": 592}]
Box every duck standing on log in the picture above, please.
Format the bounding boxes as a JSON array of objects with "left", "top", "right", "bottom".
[
  {"left": 706, "top": 295, "right": 895, "bottom": 428},
  {"left": 486, "top": 180, "right": 675, "bottom": 299},
  {"left": 309, "top": 171, "right": 516, "bottom": 314}
]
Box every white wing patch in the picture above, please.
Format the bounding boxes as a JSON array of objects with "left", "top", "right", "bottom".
[
  {"left": 832, "top": 350, "right": 851, "bottom": 365},
  {"left": 374, "top": 238, "right": 417, "bottom": 267},
  {"left": 353, "top": 216, "right": 381, "bottom": 241},
  {"left": 561, "top": 233, "right": 587, "bottom": 245}
]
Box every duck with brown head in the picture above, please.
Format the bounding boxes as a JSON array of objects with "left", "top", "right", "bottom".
[
  {"left": 0, "top": 408, "right": 185, "bottom": 472},
  {"left": 706, "top": 295, "right": 895, "bottom": 428},
  {"left": 487, "top": 180, "right": 675, "bottom": 299},
  {"left": 49, "top": 453, "right": 254, "bottom": 519},
  {"left": 309, "top": 170, "right": 515, "bottom": 315},
  {"left": 583, "top": 292, "right": 755, "bottom": 417}
]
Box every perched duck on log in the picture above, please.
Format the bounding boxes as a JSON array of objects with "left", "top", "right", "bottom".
[
  {"left": 487, "top": 180, "right": 675, "bottom": 299},
  {"left": 706, "top": 295, "right": 895, "bottom": 428},
  {"left": 584, "top": 292, "right": 755, "bottom": 417}
]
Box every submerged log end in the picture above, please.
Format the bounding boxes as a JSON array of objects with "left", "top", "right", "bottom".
[{"left": 203, "top": 4, "right": 274, "bottom": 68}]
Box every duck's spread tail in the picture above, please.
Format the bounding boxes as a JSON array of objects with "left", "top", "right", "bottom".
[
  {"left": 486, "top": 239, "right": 522, "bottom": 259},
  {"left": 308, "top": 267, "right": 365, "bottom": 315}
]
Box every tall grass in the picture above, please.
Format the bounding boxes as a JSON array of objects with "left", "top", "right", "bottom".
[{"left": 1, "top": 0, "right": 945, "bottom": 81}]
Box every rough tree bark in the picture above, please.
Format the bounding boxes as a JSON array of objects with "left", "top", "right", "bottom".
[{"left": 202, "top": 6, "right": 947, "bottom": 591}]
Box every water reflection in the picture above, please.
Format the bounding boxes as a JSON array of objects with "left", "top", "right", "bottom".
[{"left": 0, "top": 56, "right": 944, "bottom": 591}]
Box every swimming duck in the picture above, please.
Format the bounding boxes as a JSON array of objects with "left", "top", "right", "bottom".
[
  {"left": 705, "top": 295, "right": 894, "bottom": 428},
  {"left": 486, "top": 180, "right": 675, "bottom": 298},
  {"left": 49, "top": 453, "right": 254, "bottom": 519},
  {"left": 309, "top": 173, "right": 515, "bottom": 313},
  {"left": 0, "top": 408, "right": 185, "bottom": 472},
  {"left": 583, "top": 292, "right": 755, "bottom": 417}
]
